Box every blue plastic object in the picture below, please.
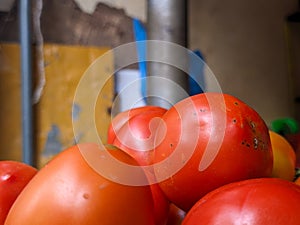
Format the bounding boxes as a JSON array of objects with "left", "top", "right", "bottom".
[
  {"left": 133, "top": 18, "right": 206, "bottom": 100},
  {"left": 189, "top": 50, "right": 205, "bottom": 95}
]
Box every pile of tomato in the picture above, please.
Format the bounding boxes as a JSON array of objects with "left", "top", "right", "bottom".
[{"left": 1, "top": 92, "right": 300, "bottom": 225}]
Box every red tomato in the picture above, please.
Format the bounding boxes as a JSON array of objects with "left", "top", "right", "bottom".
[
  {"left": 182, "top": 178, "right": 300, "bottom": 225},
  {"left": 5, "top": 144, "right": 156, "bottom": 225},
  {"left": 107, "top": 105, "right": 166, "bottom": 144},
  {"left": 111, "top": 108, "right": 169, "bottom": 225},
  {"left": 153, "top": 93, "right": 273, "bottom": 211},
  {"left": 149, "top": 183, "right": 170, "bottom": 225},
  {"left": 113, "top": 109, "right": 167, "bottom": 165},
  {"left": 0, "top": 161, "right": 37, "bottom": 225},
  {"left": 166, "top": 204, "right": 186, "bottom": 225}
]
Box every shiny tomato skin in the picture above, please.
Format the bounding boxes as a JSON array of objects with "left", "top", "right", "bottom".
[
  {"left": 112, "top": 109, "right": 169, "bottom": 225},
  {"left": 0, "top": 161, "right": 37, "bottom": 225},
  {"left": 4, "top": 144, "right": 155, "bottom": 225},
  {"left": 182, "top": 178, "right": 300, "bottom": 225},
  {"left": 154, "top": 93, "right": 273, "bottom": 211},
  {"left": 107, "top": 106, "right": 167, "bottom": 144}
]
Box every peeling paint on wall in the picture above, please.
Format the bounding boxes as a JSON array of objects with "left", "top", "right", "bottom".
[
  {"left": 74, "top": 0, "right": 146, "bottom": 22},
  {"left": 0, "top": 43, "right": 113, "bottom": 168},
  {"left": 72, "top": 103, "right": 81, "bottom": 121},
  {"left": 36, "top": 44, "right": 113, "bottom": 168}
]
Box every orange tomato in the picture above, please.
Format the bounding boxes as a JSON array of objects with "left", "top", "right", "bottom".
[
  {"left": 269, "top": 130, "right": 296, "bottom": 181},
  {"left": 4, "top": 143, "right": 155, "bottom": 225}
]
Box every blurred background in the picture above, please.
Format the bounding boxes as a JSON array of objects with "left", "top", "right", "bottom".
[{"left": 0, "top": 0, "right": 299, "bottom": 167}]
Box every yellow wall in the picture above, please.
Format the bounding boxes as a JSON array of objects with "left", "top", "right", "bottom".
[
  {"left": 0, "top": 43, "right": 113, "bottom": 168},
  {"left": 0, "top": 43, "right": 22, "bottom": 161}
]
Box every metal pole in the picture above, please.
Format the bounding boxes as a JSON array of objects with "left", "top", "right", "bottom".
[
  {"left": 20, "top": 0, "right": 35, "bottom": 166},
  {"left": 147, "top": 0, "right": 188, "bottom": 108}
]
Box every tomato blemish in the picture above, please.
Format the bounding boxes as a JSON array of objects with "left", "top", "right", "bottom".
[
  {"left": 241, "top": 140, "right": 251, "bottom": 148},
  {"left": 249, "top": 121, "right": 256, "bottom": 132},
  {"left": 83, "top": 193, "right": 90, "bottom": 199},
  {"left": 253, "top": 138, "right": 259, "bottom": 149}
]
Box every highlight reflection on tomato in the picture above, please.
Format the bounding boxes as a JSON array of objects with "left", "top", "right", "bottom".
[{"left": 5, "top": 144, "right": 156, "bottom": 225}]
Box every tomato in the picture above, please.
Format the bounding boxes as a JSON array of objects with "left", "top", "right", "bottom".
[
  {"left": 5, "top": 144, "right": 155, "bottom": 225},
  {"left": 166, "top": 204, "right": 186, "bottom": 225},
  {"left": 107, "top": 105, "right": 167, "bottom": 144},
  {"left": 149, "top": 183, "right": 170, "bottom": 225},
  {"left": 153, "top": 93, "right": 273, "bottom": 211},
  {"left": 269, "top": 130, "right": 296, "bottom": 181},
  {"left": 113, "top": 109, "right": 167, "bottom": 165},
  {"left": 0, "top": 161, "right": 37, "bottom": 225},
  {"left": 182, "top": 178, "right": 300, "bottom": 225},
  {"left": 111, "top": 108, "right": 169, "bottom": 225}
]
